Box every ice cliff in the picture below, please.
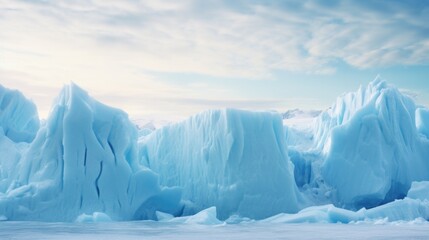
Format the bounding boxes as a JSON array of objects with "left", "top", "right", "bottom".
[{"left": 139, "top": 109, "right": 303, "bottom": 220}]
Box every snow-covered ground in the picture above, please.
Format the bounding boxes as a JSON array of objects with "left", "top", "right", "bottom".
[{"left": 1, "top": 221, "right": 428, "bottom": 240}]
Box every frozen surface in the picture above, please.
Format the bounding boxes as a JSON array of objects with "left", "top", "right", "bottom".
[
  {"left": 2, "top": 197, "right": 429, "bottom": 239},
  {"left": 263, "top": 181, "right": 429, "bottom": 223},
  {"left": 140, "top": 109, "right": 303, "bottom": 220},
  {"left": 1, "top": 221, "right": 429, "bottom": 240}
]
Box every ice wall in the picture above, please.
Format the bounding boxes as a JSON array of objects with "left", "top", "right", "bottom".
[
  {"left": 140, "top": 109, "right": 303, "bottom": 220},
  {"left": 315, "top": 79, "right": 429, "bottom": 209},
  {"left": 0, "top": 84, "right": 182, "bottom": 221}
]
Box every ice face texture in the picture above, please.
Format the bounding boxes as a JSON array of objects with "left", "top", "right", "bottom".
[
  {"left": 0, "top": 84, "right": 181, "bottom": 221},
  {"left": 0, "top": 85, "right": 39, "bottom": 143},
  {"left": 318, "top": 79, "right": 429, "bottom": 209},
  {"left": 1, "top": 78, "right": 429, "bottom": 223},
  {"left": 139, "top": 109, "right": 303, "bottom": 220},
  {"left": 416, "top": 108, "right": 429, "bottom": 139}
]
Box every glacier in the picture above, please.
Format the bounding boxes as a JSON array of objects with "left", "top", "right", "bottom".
[{"left": 0, "top": 78, "right": 429, "bottom": 224}]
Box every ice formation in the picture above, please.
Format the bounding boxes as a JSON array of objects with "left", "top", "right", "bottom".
[
  {"left": 0, "top": 84, "right": 182, "bottom": 221},
  {"left": 139, "top": 109, "right": 304, "bottom": 220},
  {"left": 0, "top": 85, "right": 39, "bottom": 143},
  {"left": 0, "top": 77, "right": 429, "bottom": 223},
  {"left": 262, "top": 181, "right": 429, "bottom": 224},
  {"left": 75, "top": 212, "right": 112, "bottom": 223},
  {"left": 317, "top": 79, "right": 429, "bottom": 209},
  {"left": 416, "top": 108, "right": 429, "bottom": 139}
]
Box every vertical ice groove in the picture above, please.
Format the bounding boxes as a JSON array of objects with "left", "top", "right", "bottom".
[
  {"left": 83, "top": 147, "right": 88, "bottom": 167},
  {"left": 95, "top": 161, "right": 103, "bottom": 199},
  {"left": 93, "top": 131, "right": 105, "bottom": 150},
  {"left": 79, "top": 195, "right": 83, "bottom": 209},
  {"left": 107, "top": 140, "right": 116, "bottom": 165},
  {"left": 60, "top": 142, "right": 65, "bottom": 191}
]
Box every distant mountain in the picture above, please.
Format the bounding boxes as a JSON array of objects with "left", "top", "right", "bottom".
[{"left": 282, "top": 109, "right": 322, "bottom": 120}]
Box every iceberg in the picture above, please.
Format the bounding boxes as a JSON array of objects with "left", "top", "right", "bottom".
[
  {"left": 285, "top": 78, "right": 429, "bottom": 210},
  {"left": 0, "top": 78, "right": 429, "bottom": 223},
  {"left": 319, "top": 79, "right": 429, "bottom": 209},
  {"left": 139, "top": 109, "right": 304, "bottom": 220},
  {"left": 0, "top": 84, "right": 182, "bottom": 221}
]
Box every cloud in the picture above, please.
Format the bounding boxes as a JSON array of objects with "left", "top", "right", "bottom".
[
  {"left": 1, "top": 0, "right": 428, "bottom": 120},
  {"left": 399, "top": 88, "right": 419, "bottom": 101},
  {"left": 3, "top": 0, "right": 427, "bottom": 78}
]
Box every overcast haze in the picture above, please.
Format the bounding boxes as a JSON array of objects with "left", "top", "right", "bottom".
[{"left": 1, "top": 0, "right": 428, "bottom": 122}]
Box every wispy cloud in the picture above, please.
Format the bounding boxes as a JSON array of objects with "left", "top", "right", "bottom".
[
  {"left": 2, "top": 0, "right": 427, "bottom": 76},
  {"left": 0, "top": 0, "right": 428, "bottom": 120}
]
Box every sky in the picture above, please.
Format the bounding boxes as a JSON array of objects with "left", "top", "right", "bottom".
[{"left": 1, "top": 0, "right": 428, "bottom": 123}]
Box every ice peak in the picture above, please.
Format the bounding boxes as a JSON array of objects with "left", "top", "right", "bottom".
[
  {"left": 0, "top": 84, "right": 40, "bottom": 143},
  {"left": 369, "top": 75, "right": 387, "bottom": 90},
  {"left": 56, "top": 82, "right": 90, "bottom": 108}
]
